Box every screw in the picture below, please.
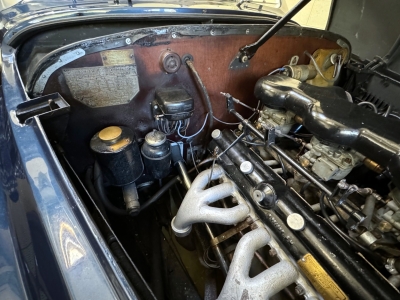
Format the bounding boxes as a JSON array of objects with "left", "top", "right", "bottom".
[
  {"left": 246, "top": 29, "right": 250, "bottom": 34},
  {"left": 125, "top": 38, "right": 132, "bottom": 45},
  {"left": 210, "top": 29, "right": 215, "bottom": 35},
  {"left": 171, "top": 32, "right": 177, "bottom": 38},
  {"left": 241, "top": 55, "right": 248, "bottom": 63}
]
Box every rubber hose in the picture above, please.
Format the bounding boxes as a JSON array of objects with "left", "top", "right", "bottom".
[
  {"left": 85, "top": 166, "right": 109, "bottom": 220},
  {"left": 93, "top": 161, "right": 128, "bottom": 216},
  {"left": 140, "top": 176, "right": 180, "bottom": 211},
  {"left": 361, "top": 194, "right": 376, "bottom": 230}
]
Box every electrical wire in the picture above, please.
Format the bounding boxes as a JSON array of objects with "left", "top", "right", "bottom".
[
  {"left": 241, "top": 139, "right": 265, "bottom": 146},
  {"left": 389, "top": 113, "right": 400, "bottom": 120},
  {"left": 383, "top": 104, "right": 392, "bottom": 117},
  {"left": 305, "top": 51, "right": 342, "bottom": 83},
  {"left": 189, "top": 141, "right": 199, "bottom": 174},
  {"left": 213, "top": 115, "right": 240, "bottom": 125},
  {"left": 268, "top": 67, "right": 285, "bottom": 75},
  {"left": 177, "top": 113, "right": 209, "bottom": 139},
  {"left": 319, "top": 193, "right": 380, "bottom": 259},
  {"left": 357, "top": 101, "right": 378, "bottom": 113},
  {"left": 326, "top": 194, "right": 347, "bottom": 226}
]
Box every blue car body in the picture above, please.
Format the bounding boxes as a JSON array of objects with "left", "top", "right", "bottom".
[{"left": 0, "top": 2, "right": 286, "bottom": 299}]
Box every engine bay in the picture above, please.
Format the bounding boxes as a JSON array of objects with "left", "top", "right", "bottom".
[{"left": 14, "top": 21, "right": 400, "bottom": 299}]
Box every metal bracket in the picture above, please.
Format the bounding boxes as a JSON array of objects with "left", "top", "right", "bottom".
[
  {"left": 15, "top": 93, "right": 70, "bottom": 124},
  {"left": 265, "top": 126, "right": 276, "bottom": 146},
  {"left": 210, "top": 218, "right": 253, "bottom": 247},
  {"left": 31, "top": 48, "right": 85, "bottom": 96},
  {"left": 225, "top": 93, "right": 235, "bottom": 112},
  {"left": 229, "top": 52, "right": 250, "bottom": 70}
]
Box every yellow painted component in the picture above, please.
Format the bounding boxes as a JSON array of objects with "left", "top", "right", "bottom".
[
  {"left": 99, "top": 126, "right": 122, "bottom": 142},
  {"left": 298, "top": 253, "right": 348, "bottom": 300},
  {"left": 307, "top": 48, "right": 349, "bottom": 87},
  {"left": 109, "top": 138, "right": 130, "bottom": 152}
]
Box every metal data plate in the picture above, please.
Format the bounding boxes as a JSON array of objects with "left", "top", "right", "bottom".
[
  {"left": 101, "top": 49, "right": 135, "bottom": 66},
  {"left": 62, "top": 65, "right": 140, "bottom": 108}
]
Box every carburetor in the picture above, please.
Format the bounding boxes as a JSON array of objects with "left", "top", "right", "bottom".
[
  {"left": 256, "top": 106, "right": 295, "bottom": 135},
  {"left": 299, "top": 136, "right": 364, "bottom": 181}
]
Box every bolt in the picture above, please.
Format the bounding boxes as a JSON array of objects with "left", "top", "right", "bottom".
[
  {"left": 210, "top": 29, "right": 215, "bottom": 35},
  {"left": 246, "top": 217, "right": 253, "bottom": 223},
  {"left": 171, "top": 32, "right": 177, "bottom": 38},
  {"left": 343, "top": 157, "right": 352, "bottom": 165},
  {"left": 246, "top": 29, "right": 250, "bottom": 34},
  {"left": 295, "top": 285, "right": 305, "bottom": 296},
  {"left": 42, "top": 75, "right": 46, "bottom": 78},
  {"left": 241, "top": 55, "right": 248, "bottom": 63},
  {"left": 125, "top": 38, "right": 132, "bottom": 45},
  {"left": 268, "top": 248, "right": 277, "bottom": 256}
]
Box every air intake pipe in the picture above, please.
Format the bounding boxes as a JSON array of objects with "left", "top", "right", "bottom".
[{"left": 254, "top": 75, "right": 400, "bottom": 188}]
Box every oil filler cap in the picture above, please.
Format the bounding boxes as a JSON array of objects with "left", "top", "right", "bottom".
[{"left": 99, "top": 126, "right": 122, "bottom": 143}]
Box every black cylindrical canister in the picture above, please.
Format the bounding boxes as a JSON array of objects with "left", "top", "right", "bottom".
[
  {"left": 141, "top": 130, "right": 171, "bottom": 179},
  {"left": 90, "top": 126, "right": 144, "bottom": 186}
]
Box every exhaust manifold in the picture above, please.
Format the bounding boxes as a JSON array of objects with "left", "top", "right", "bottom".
[{"left": 171, "top": 165, "right": 249, "bottom": 237}]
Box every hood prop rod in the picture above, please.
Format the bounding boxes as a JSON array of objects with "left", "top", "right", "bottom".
[{"left": 232, "top": 0, "right": 311, "bottom": 65}]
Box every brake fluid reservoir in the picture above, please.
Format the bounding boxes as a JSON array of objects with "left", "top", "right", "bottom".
[
  {"left": 141, "top": 130, "right": 171, "bottom": 179},
  {"left": 90, "top": 126, "right": 143, "bottom": 186}
]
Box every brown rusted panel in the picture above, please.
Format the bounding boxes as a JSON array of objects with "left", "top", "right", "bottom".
[{"left": 42, "top": 33, "right": 339, "bottom": 173}]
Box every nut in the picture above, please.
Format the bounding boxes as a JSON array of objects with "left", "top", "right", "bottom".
[
  {"left": 295, "top": 285, "right": 305, "bottom": 296},
  {"left": 269, "top": 248, "right": 277, "bottom": 257},
  {"left": 377, "top": 221, "right": 393, "bottom": 233}
]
